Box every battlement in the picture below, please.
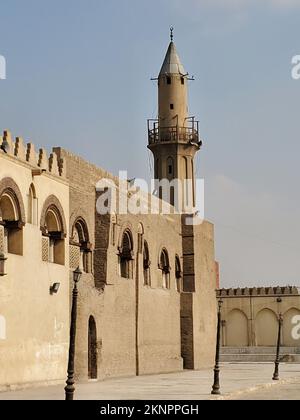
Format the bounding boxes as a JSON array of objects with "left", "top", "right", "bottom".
[
  {"left": 217, "top": 286, "right": 300, "bottom": 298},
  {"left": 0, "top": 130, "right": 66, "bottom": 178}
]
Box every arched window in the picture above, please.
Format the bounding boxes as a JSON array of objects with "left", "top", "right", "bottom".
[
  {"left": 0, "top": 188, "right": 24, "bottom": 255},
  {"left": 27, "top": 184, "right": 37, "bottom": 225},
  {"left": 119, "top": 230, "right": 134, "bottom": 279},
  {"left": 71, "top": 218, "right": 91, "bottom": 273},
  {"left": 175, "top": 255, "right": 182, "bottom": 292},
  {"left": 159, "top": 249, "right": 170, "bottom": 289},
  {"left": 167, "top": 157, "right": 174, "bottom": 178},
  {"left": 41, "top": 196, "right": 66, "bottom": 266},
  {"left": 143, "top": 241, "right": 151, "bottom": 286}
]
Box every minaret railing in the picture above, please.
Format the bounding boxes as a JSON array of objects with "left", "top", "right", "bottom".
[{"left": 148, "top": 119, "right": 200, "bottom": 145}]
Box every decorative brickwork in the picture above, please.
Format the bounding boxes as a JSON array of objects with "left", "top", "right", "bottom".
[
  {"left": 69, "top": 245, "right": 80, "bottom": 269},
  {"left": 42, "top": 237, "right": 49, "bottom": 262},
  {"left": 0, "top": 225, "right": 5, "bottom": 253}
]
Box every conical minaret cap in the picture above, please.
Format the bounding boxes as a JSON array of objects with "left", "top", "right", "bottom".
[{"left": 159, "top": 42, "right": 186, "bottom": 76}]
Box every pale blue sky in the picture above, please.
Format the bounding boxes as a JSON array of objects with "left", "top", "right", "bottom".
[{"left": 1, "top": 0, "right": 300, "bottom": 287}]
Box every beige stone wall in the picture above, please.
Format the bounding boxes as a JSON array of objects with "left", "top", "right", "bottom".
[
  {"left": 0, "top": 136, "right": 217, "bottom": 387},
  {"left": 218, "top": 288, "right": 300, "bottom": 347},
  {"left": 102, "top": 214, "right": 184, "bottom": 377},
  {"left": 58, "top": 148, "right": 184, "bottom": 379},
  {"left": 0, "top": 134, "right": 69, "bottom": 389},
  {"left": 58, "top": 148, "right": 217, "bottom": 380},
  {"left": 192, "top": 222, "right": 217, "bottom": 369}
]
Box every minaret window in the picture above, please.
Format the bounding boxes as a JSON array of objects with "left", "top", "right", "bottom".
[
  {"left": 167, "top": 157, "right": 174, "bottom": 177},
  {"left": 181, "top": 77, "right": 185, "bottom": 85},
  {"left": 167, "top": 76, "right": 171, "bottom": 85},
  {"left": 170, "top": 104, "right": 174, "bottom": 110}
]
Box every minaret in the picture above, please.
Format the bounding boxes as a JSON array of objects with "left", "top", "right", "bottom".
[{"left": 148, "top": 29, "right": 202, "bottom": 208}]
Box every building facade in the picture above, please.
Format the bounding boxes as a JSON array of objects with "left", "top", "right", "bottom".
[
  {"left": 0, "top": 35, "right": 218, "bottom": 390},
  {"left": 0, "top": 131, "right": 69, "bottom": 389}
]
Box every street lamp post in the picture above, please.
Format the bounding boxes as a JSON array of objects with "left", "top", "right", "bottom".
[
  {"left": 65, "top": 267, "right": 82, "bottom": 401},
  {"left": 0, "top": 253, "right": 7, "bottom": 277},
  {"left": 272, "top": 313, "right": 283, "bottom": 381},
  {"left": 211, "top": 299, "right": 223, "bottom": 395}
]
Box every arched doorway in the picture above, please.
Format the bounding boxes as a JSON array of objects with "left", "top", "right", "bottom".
[
  {"left": 255, "top": 309, "right": 278, "bottom": 346},
  {"left": 226, "top": 309, "right": 249, "bottom": 347},
  {"left": 88, "top": 316, "right": 97, "bottom": 380}
]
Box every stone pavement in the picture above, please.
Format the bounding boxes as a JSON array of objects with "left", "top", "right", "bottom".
[
  {"left": 236, "top": 380, "right": 300, "bottom": 400},
  {"left": 0, "top": 363, "right": 300, "bottom": 400}
]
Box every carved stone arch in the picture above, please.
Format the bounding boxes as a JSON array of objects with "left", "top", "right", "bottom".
[
  {"left": 71, "top": 216, "right": 90, "bottom": 244},
  {"left": 137, "top": 222, "right": 144, "bottom": 235},
  {"left": 40, "top": 195, "right": 67, "bottom": 236},
  {"left": 69, "top": 207, "right": 92, "bottom": 240},
  {"left": 157, "top": 245, "right": 171, "bottom": 270},
  {"left": 119, "top": 229, "right": 134, "bottom": 255},
  {"left": 117, "top": 221, "right": 134, "bottom": 249},
  {"left": 29, "top": 183, "right": 37, "bottom": 199},
  {"left": 159, "top": 248, "right": 170, "bottom": 271},
  {"left": 0, "top": 177, "right": 26, "bottom": 224},
  {"left": 118, "top": 225, "right": 134, "bottom": 279}
]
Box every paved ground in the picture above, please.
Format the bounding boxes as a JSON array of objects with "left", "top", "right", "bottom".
[
  {"left": 236, "top": 380, "right": 300, "bottom": 400},
  {"left": 0, "top": 363, "right": 300, "bottom": 400}
]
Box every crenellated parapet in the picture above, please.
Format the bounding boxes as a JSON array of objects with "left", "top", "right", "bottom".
[
  {"left": 0, "top": 130, "right": 66, "bottom": 178},
  {"left": 217, "top": 286, "right": 300, "bottom": 297}
]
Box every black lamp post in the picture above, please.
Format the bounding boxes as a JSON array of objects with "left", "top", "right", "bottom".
[
  {"left": 211, "top": 299, "right": 223, "bottom": 395},
  {"left": 65, "top": 267, "right": 82, "bottom": 401},
  {"left": 0, "top": 253, "right": 7, "bottom": 277},
  {"left": 272, "top": 313, "right": 283, "bottom": 381}
]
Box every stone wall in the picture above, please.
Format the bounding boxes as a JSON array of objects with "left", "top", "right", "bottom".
[
  {"left": 218, "top": 287, "right": 300, "bottom": 347},
  {"left": 0, "top": 135, "right": 218, "bottom": 387},
  {"left": 57, "top": 148, "right": 185, "bottom": 380}
]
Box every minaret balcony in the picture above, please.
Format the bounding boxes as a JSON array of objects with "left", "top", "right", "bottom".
[{"left": 147, "top": 119, "right": 202, "bottom": 148}]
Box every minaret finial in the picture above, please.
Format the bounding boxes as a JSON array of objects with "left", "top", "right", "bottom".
[{"left": 170, "top": 27, "right": 174, "bottom": 42}]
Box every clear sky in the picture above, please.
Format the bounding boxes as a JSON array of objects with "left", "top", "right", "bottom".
[{"left": 1, "top": 0, "right": 300, "bottom": 288}]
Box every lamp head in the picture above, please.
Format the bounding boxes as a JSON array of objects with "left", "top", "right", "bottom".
[{"left": 73, "top": 267, "right": 82, "bottom": 284}]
